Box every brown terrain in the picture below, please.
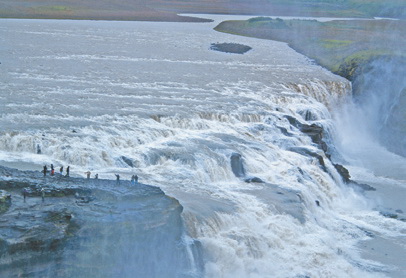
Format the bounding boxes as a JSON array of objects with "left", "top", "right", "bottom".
[
  {"left": 0, "top": 0, "right": 208, "bottom": 22},
  {"left": 0, "top": 0, "right": 350, "bottom": 22}
]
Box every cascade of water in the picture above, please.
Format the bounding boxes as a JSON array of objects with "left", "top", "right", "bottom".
[{"left": 1, "top": 17, "right": 404, "bottom": 277}]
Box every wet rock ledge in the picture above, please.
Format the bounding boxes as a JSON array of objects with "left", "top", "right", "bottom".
[{"left": 0, "top": 165, "right": 192, "bottom": 277}]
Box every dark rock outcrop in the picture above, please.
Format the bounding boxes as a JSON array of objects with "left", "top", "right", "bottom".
[
  {"left": 284, "top": 115, "right": 327, "bottom": 152},
  {"left": 231, "top": 153, "right": 265, "bottom": 183},
  {"left": 333, "top": 163, "right": 351, "bottom": 183},
  {"left": 244, "top": 177, "right": 265, "bottom": 183},
  {"left": 277, "top": 126, "right": 294, "bottom": 137},
  {"left": 333, "top": 163, "right": 375, "bottom": 191},
  {"left": 289, "top": 147, "right": 326, "bottom": 171},
  {"left": 121, "top": 156, "right": 134, "bottom": 168},
  {"left": 230, "top": 153, "right": 246, "bottom": 177},
  {"left": 300, "top": 124, "right": 326, "bottom": 151}
]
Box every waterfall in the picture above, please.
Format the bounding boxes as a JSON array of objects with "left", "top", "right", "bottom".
[{"left": 1, "top": 17, "right": 404, "bottom": 277}]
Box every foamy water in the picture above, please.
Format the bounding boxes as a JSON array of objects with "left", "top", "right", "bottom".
[{"left": 0, "top": 16, "right": 404, "bottom": 277}]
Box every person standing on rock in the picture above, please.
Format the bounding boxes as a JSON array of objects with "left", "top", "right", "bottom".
[
  {"left": 60, "top": 166, "right": 63, "bottom": 175},
  {"left": 115, "top": 174, "right": 120, "bottom": 185},
  {"left": 51, "top": 164, "right": 55, "bottom": 176},
  {"left": 23, "top": 188, "right": 27, "bottom": 202},
  {"left": 85, "top": 171, "right": 91, "bottom": 179},
  {"left": 66, "top": 166, "right": 70, "bottom": 177},
  {"left": 43, "top": 165, "right": 47, "bottom": 177},
  {"left": 131, "top": 175, "right": 138, "bottom": 185}
]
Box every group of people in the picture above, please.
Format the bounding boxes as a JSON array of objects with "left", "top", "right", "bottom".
[
  {"left": 43, "top": 164, "right": 70, "bottom": 177},
  {"left": 131, "top": 174, "right": 139, "bottom": 184},
  {"left": 84, "top": 171, "right": 101, "bottom": 180},
  {"left": 115, "top": 173, "right": 139, "bottom": 184},
  {"left": 42, "top": 165, "right": 139, "bottom": 184}
]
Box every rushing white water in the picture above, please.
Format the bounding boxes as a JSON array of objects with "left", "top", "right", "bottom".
[{"left": 0, "top": 16, "right": 404, "bottom": 278}]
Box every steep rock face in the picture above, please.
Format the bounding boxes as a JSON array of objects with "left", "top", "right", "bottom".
[
  {"left": 350, "top": 56, "right": 406, "bottom": 157},
  {"left": 381, "top": 87, "right": 406, "bottom": 157},
  {"left": 0, "top": 206, "right": 77, "bottom": 270},
  {"left": 0, "top": 166, "right": 197, "bottom": 277}
]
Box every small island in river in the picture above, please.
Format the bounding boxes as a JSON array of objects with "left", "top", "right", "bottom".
[{"left": 210, "top": 43, "right": 252, "bottom": 54}]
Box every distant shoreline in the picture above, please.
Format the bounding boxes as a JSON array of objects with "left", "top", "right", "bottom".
[
  {"left": 1, "top": 0, "right": 403, "bottom": 24},
  {"left": 0, "top": 1, "right": 376, "bottom": 24},
  {"left": 0, "top": 13, "right": 213, "bottom": 23}
]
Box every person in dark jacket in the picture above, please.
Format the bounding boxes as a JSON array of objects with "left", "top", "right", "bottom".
[{"left": 23, "top": 188, "right": 27, "bottom": 202}]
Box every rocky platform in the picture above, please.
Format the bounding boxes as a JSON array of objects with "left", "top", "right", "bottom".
[{"left": 0, "top": 166, "right": 197, "bottom": 277}]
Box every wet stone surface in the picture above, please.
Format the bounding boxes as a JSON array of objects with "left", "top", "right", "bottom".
[{"left": 0, "top": 165, "right": 196, "bottom": 277}]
